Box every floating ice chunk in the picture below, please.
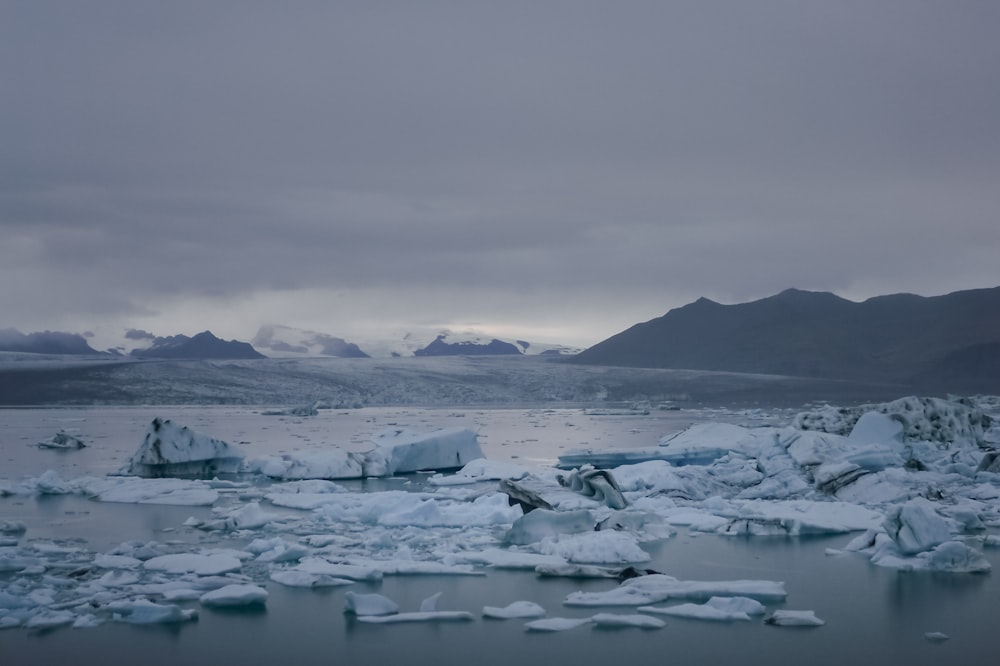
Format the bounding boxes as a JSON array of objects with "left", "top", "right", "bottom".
[
  {"left": 269, "top": 570, "right": 354, "bottom": 588},
  {"left": 362, "top": 427, "right": 483, "bottom": 477},
  {"left": 925, "top": 631, "right": 950, "bottom": 642},
  {"left": 93, "top": 554, "right": 142, "bottom": 569},
  {"left": 25, "top": 610, "right": 76, "bottom": 630},
  {"left": 377, "top": 492, "right": 519, "bottom": 528},
  {"left": 848, "top": 412, "right": 904, "bottom": 444},
  {"left": 295, "top": 557, "right": 383, "bottom": 581},
  {"left": 556, "top": 467, "right": 628, "bottom": 509},
  {"left": 362, "top": 560, "right": 483, "bottom": 576},
  {"left": 591, "top": 612, "right": 665, "bottom": 629},
  {"left": 640, "top": 595, "right": 764, "bottom": 621},
  {"left": 108, "top": 599, "right": 198, "bottom": 624},
  {"left": 96, "top": 570, "right": 140, "bottom": 587},
  {"left": 504, "top": 509, "right": 594, "bottom": 546},
  {"left": 247, "top": 538, "right": 308, "bottom": 563},
  {"left": 248, "top": 449, "right": 364, "bottom": 480},
  {"left": 0, "top": 521, "right": 26, "bottom": 535},
  {"left": 0, "top": 616, "right": 21, "bottom": 629},
  {"left": 525, "top": 617, "right": 592, "bottom": 632},
  {"left": 920, "top": 540, "right": 991, "bottom": 573},
  {"left": 344, "top": 591, "right": 399, "bottom": 616},
  {"left": 37, "top": 430, "right": 85, "bottom": 449},
  {"left": 765, "top": 610, "right": 825, "bottom": 627},
  {"left": 217, "top": 501, "right": 279, "bottom": 530},
  {"left": 557, "top": 447, "right": 673, "bottom": 469},
  {"left": 795, "top": 396, "right": 992, "bottom": 447},
  {"left": 482, "top": 601, "right": 546, "bottom": 619},
  {"left": 143, "top": 553, "right": 243, "bottom": 576},
  {"left": 34, "top": 469, "right": 72, "bottom": 494},
  {"left": 120, "top": 418, "right": 245, "bottom": 478},
  {"left": 357, "top": 611, "right": 475, "bottom": 624},
  {"left": 200, "top": 584, "right": 268, "bottom": 608},
  {"left": 429, "top": 459, "right": 531, "bottom": 486},
  {"left": 657, "top": 423, "right": 756, "bottom": 465},
  {"left": 82, "top": 477, "right": 220, "bottom": 506},
  {"left": 884, "top": 497, "right": 953, "bottom": 555},
  {"left": 565, "top": 574, "right": 787, "bottom": 606},
  {"left": 537, "top": 530, "right": 650, "bottom": 564},
  {"left": 447, "top": 548, "right": 567, "bottom": 570},
  {"left": 419, "top": 592, "right": 442, "bottom": 612},
  {"left": 721, "top": 499, "right": 883, "bottom": 536}
]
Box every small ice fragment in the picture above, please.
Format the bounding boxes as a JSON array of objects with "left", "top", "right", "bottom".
[
  {"left": 482, "top": 601, "right": 546, "bottom": 619},
  {"left": 765, "top": 610, "right": 825, "bottom": 627},
  {"left": 344, "top": 591, "right": 399, "bottom": 616},
  {"left": 525, "top": 617, "right": 592, "bottom": 632},
  {"left": 199, "top": 584, "right": 268, "bottom": 608},
  {"left": 925, "top": 631, "right": 950, "bottom": 643},
  {"left": 591, "top": 613, "right": 665, "bottom": 629}
]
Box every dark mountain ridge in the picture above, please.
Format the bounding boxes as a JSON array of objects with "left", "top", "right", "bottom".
[
  {"left": 571, "top": 287, "right": 1000, "bottom": 393},
  {"left": 130, "top": 331, "right": 266, "bottom": 360},
  {"left": 0, "top": 328, "right": 100, "bottom": 355}
]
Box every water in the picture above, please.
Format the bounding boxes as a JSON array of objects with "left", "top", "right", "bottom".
[{"left": 2, "top": 406, "right": 998, "bottom": 665}]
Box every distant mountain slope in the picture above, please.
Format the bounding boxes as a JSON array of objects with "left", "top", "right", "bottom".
[
  {"left": 0, "top": 328, "right": 100, "bottom": 355},
  {"left": 131, "top": 331, "right": 266, "bottom": 359},
  {"left": 571, "top": 287, "right": 1000, "bottom": 391}
]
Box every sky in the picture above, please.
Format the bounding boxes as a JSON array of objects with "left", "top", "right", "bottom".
[{"left": 2, "top": 1, "right": 999, "bottom": 351}]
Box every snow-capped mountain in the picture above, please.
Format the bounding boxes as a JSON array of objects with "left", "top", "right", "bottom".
[{"left": 251, "top": 325, "right": 581, "bottom": 358}]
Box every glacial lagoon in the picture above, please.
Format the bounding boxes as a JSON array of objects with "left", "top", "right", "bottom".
[{"left": 2, "top": 403, "right": 999, "bottom": 665}]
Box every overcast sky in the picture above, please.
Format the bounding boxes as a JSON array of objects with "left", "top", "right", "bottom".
[{"left": 3, "top": 1, "right": 999, "bottom": 350}]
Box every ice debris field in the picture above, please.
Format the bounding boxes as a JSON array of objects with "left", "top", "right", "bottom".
[{"left": 2, "top": 395, "right": 999, "bottom": 634}]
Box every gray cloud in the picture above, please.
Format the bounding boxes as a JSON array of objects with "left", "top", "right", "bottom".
[{"left": 2, "top": 1, "right": 998, "bottom": 347}]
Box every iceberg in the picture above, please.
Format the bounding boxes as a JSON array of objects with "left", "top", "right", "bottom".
[
  {"left": 248, "top": 449, "right": 364, "bottom": 480},
  {"left": 883, "top": 497, "right": 953, "bottom": 555},
  {"left": 120, "top": 418, "right": 245, "bottom": 478},
  {"left": 200, "top": 584, "right": 268, "bottom": 608},
  {"left": 362, "top": 427, "right": 484, "bottom": 476}
]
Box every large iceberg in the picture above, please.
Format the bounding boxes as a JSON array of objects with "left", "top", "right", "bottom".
[
  {"left": 362, "top": 427, "right": 484, "bottom": 476},
  {"left": 120, "top": 418, "right": 245, "bottom": 478}
]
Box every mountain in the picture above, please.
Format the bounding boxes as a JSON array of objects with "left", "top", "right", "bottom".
[
  {"left": 414, "top": 334, "right": 521, "bottom": 356},
  {"left": 130, "top": 331, "right": 266, "bottom": 360},
  {"left": 571, "top": 287, "right": 1000, "bottom": 392},
  {"left": 251, "top": 325, "right": 369, "bottom": 358},
  {"left": 0, "top": 328, "right": 101, "bottom": 355}
]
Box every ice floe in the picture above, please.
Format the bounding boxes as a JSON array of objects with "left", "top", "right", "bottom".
[
  {"left": 200, "top": 584, "right": 268, "bottom": 607},
  {"left": 363, "top": 427, "right": 484, "bottom": 476},
  {"left": 482, "top": 600, "right": 546, "bottom": 619}
]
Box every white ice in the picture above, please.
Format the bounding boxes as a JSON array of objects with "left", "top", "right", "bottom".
[
  {"left": 120, "top": 418, "right": 245, "bottom": 477},
  {"left": 765, "top": 609, "right": 825, "bottom": 627},
  {"left": 200, "top": 584, "right": 268, "bottom": 607},
  {"left": 482, "top": 601, "right": 546, "bottom": 619},
  {"left": 362, "top": 427, "right": 484, "bottom": 476}
]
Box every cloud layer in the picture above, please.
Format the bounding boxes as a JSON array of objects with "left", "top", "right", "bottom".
[{"left": 3, "top": 2, "right": 998, "bottom": 348}]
